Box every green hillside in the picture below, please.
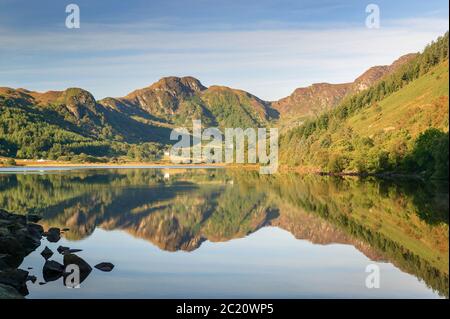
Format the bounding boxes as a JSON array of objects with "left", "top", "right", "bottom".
[
  {"left": 280, "top": 33, "right": 449, "bottom": 179},
  {"left": 0, "top": 32, "right": 448, "bottom": 173},
  {"left": 0, "top": 88, "right": 167, "bottom": 162},
  {"left": 118, "top": 77, "right": 278, "bottom": 129},
  {"left": 0, "top": 77, "right": 278, "bottom": 163},
  {"left": 201, "top": 86, "right": 276, "bottom": 128}
]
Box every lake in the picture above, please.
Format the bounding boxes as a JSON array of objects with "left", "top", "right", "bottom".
[{"left": 0, "top": 167, "right": 448, "bottom": 298}]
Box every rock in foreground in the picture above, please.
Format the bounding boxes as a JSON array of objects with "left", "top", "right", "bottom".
[
  {"left": 40, "top": 246, "right": 53, "bottom": 260},
  {"left": 43, "top": 260, "right": 65, "bottom": 282},
  {"left": 57, "top": 246, "right": 70, "bottom": 254},
  {"left": 44, "top": 227, "right": 61, "bottom": 243},
  {"left": 94, "top": 262, "right": 115, "bottom": 272},
  {"left": 0, "top": 283, "right": 24, "bottom": 299},
  {"left": 63, "top": 254, "right": 92, "bottom": 284},
  {"left": 0, "top": 209, "right": 43, "bottom": 298}
]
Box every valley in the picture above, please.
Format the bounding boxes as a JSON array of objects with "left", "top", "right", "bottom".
[{"left": 1, "top": 33, "right": 448, "bottom": 179}]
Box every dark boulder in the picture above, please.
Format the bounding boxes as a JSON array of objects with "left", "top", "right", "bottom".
[
  {"left": 94, "top": 262, "right": 115, "bottom": 272},
  {"left": 0, "top": 226, "right": 10, "bottom": 237},
  {"left": 0, "top": 253, "right": 18, "bottom": 269},
  {"left": 47, "top": 227, "right": 60, "bottom": 235},
  {"left": 0, "top": 257, "right": 7, "bottom": 269},
  {"left": 45, "top": 227, "right": 61, "bottom": 243},
  {"left": 0, "top": 283, "right": 24, "bottom": 299},
  {"left": 62, "top": 249, "right": 83, "bottom": 255},
  {"left": 0, "top": 210, "right": 45, "bottom": 297},
  {"left": 57, "top": 246, "right": 70, "bottom": 254},
  {"left": 26, "top": 275, "right": 37, "bottom": 284},
  {"left": 0, "top": 209, "right": 11, "bottom": 219},
  {"left": 43, "top": 260, "right": 64, "bottom": 282},
  {"left": 27, "top": 214, "right": 42, "bottom": 223},
  {"left": 0, "top": 235, "right": 23, "bottom": 254},
  {"left": 63, "top": 254, "right": 92, "bottom": 284},
  {"left": 0, "top": 210, "right": 26, "bottom": 224},
  {"left": 40, "top": 246, "right": 53, "bottom": 260},
  {"left": 0, "top": 212, "right": 43, "bottom": 270},
  {"left": 15, "top": 226, "right": 41, "bottom": 249},
  {"left": 27, "top": 223, "right": 44, "bottom": 237},
  {"left": 0, "top": 268, "right": 29, "bottom": 295},
  {"left": 43, "top": 260, "right": 64, "bottom": 273}
]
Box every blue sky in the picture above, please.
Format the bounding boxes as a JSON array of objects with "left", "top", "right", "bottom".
[{"left": 0, "top": 0, "right": 448, "bottom": 100}]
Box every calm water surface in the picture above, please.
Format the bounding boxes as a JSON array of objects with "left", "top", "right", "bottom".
[{"left": 0, "top": 168, "right": 448, "bottom": 298}]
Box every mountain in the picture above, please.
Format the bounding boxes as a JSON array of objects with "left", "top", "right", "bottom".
[
  {"left": 272, "top": 53, "right": 417, "bottom": 125},
  {"left": 0, "top": 86, "right": 173, "bottom": 141},
  {"left": 0, "top": 53, "right": 420, "bottom": 162},
  {"left": 99, "top": 76, "right": 208, "bottom": 126},
  {"left": 0, "top": 86, "right": 174, "bottom": 161},
  {"left": 99, "top": 76, "right": 278, "bottom": 128},
  {"left": 0, "top": 77, "right": 278, "bottom": 161},
  {"left": 279, "top": 32, "right": 449, "bottom": 178},
  {"left": 1, "top": 32, "right": 448, "bottom": 168}
]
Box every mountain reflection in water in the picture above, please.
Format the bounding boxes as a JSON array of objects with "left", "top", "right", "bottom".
[{"left": 0, "top": 168, "right": 448, "bottom": 298}]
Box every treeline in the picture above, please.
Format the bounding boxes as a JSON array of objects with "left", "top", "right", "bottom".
[
  {"left": 0, "top": 102, "right": 164, "bottom": 162},
  {"left": 403, "top": 128, "right": 449, "bottom": 179},
  {"left": 0, "top": 137, "right": 163, "bottom": 163},
  {"left": 292, "top": 32, "right": 448, "bottom": 137},
  {"left": 280, "top": 32, "right": 449, "bottom": 178},
  {"left": 321, "top": 128, "right": 449, "bottom": 179}
]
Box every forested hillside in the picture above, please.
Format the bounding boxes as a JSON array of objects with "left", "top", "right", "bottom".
[
  {"left": 0, "top": 87, "right": 168, "bottom": 162},
  {"left": 280, "top": 32, "right": 449, "bottom": 179},
  {"left": 0, "top": 77, "right": 277, "bottom": 162},
  {"left": 1, "top": 32, "right": 448, "bottom": 175},
  {"left": 272, "top": 53, "right": 417, "bottom": 128}
]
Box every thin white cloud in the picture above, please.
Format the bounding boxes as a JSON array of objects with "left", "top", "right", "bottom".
[{"left": 0, "top": 17, "right": 448, "bottom": 100}]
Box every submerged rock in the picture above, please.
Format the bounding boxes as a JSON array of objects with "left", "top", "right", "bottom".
[
  {"left": 40, "top": 246, "right": 53, "bottom": 260},
  {"left": 94, "top": 262, "right": 115, "bottom": 272}
]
